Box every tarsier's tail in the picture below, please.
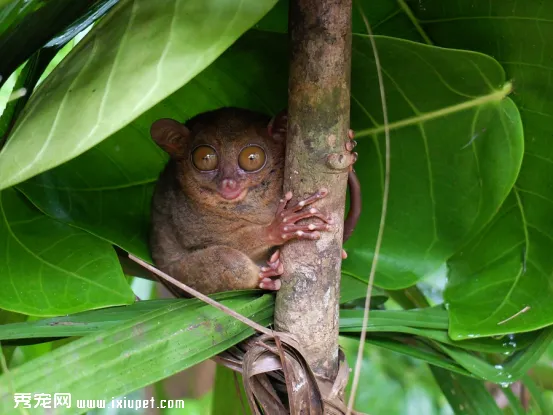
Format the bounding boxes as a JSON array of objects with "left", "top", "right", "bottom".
[{"left": 343, "top": 170, "right": 361, "bottom": 242}]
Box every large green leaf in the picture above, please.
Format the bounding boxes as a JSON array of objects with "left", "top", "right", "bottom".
[
  {"left": 19, "top": 32, "right": 523, "bottom": 294},
  {"left": 0, "top": 293, "right": 273, "bottom": 415},
  {"left": 0, "top": 188, "right": 133, "bottom": 316},
  {"left": 401, "top": 0, "right": 553, "bottom": 338},
  {"left": 0, "top": 292, "right": 256, "bottom": 341},
  {"left": 344, "top": 36, "right": 522, "bottom": 288},
  {"left": 0, "top": 0, "right": 278, "bottom": 190}
]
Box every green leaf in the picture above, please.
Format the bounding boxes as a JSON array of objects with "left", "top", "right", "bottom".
[
  {"left": 402, "top": 0, "right": 553, "bottom": 338},
  {"left": 343, "top": 36, "right": 523, "bottom": 289},
  {"left": 353, "top": 335, "right": 473, "bottom": 377},
  {"left": 40, "top": 0, "right": 120, "bottom": 50},
  {"left": 340, "top": 306, "right": 449, "bottom": 330},
  {"left": 0, "top": 0, "right": 278, "bottom": 190},
  {"left": 340, "top": 312, "right": 550, "bottom": 383},
  {"left": 430, "top": 366, "right": 502, "bottom": 415},
  {"left": 339, "top": 273, "right": 388, "bottom": 305},
  {"left": 0, "top": 188, "right": 134, "bottom": 316},
  {"left": 0, "top": 0, "right": 116, "bottom": 87},
  {"left": 339, "top": 307, "right": 538, "bottom": 355},
  {"left": 0, "top": 294, "right": 273, "bottom": 415},
  {"left": 434, "top": 343, "right": 514, "bottom": 384},
  {"left": 0, "top": 291, "right": 258, "bottom": 341},
  {"left": 0, "top": 47, "right": 61, "bottom": 146},
  {"left": 503, "top": 326, "right": 553, "bottom": 382},
  {"left": 430, "top": 327, "right": 553, "bottom": 384}
]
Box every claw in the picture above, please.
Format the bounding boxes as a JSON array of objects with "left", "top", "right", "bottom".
[
  {"left": 268, "top": 188, "right": 333, "bottom": 245},
  {"left": 345, "top": 129, "right": 357, "bottom": 167},
  {"left": 290, "top": 188, "right": 329, "bottom": 212},
  {"left": 268, "top": 250, "right": 280, "bottom": 264},
  {"left": 259, "top": 249, "right": 284, "bottom": 279},
  {"left": 259, "top": 278, "right": 281, "bottom": 291}
]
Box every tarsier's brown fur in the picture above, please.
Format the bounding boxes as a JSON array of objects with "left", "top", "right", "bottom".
[{"left": 149, "top": 107, "right": 359, "bottom": 295}]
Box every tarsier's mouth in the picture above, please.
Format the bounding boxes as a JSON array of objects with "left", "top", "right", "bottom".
[{"left": 217, "top": 187, "right": 248, "bottom": 201}]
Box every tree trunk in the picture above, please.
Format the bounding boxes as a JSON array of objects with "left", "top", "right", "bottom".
[{"left": 275, "top": 0, "right": 352, "bottom": 381}]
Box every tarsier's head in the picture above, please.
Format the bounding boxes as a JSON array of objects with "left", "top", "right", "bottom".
[{"left": 151, "top": 107, "right": 287, "bottom": 205}]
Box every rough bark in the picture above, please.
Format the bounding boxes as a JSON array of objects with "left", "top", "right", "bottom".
[{"left": 274, "top": 0, "right": 352, "bottom": 381}]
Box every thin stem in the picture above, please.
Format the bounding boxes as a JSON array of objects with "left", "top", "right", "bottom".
[
  {"left": 398, "top": 0, "right": 434, "bottom": 45},
  {"left": 128, "top": 255, "right": 273, "bottom": 337},
  {"left": 346, "top": 4, "right": 391, "bottom": 414}
]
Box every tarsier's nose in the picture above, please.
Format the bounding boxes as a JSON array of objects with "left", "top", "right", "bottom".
[
  {"left": 217, "top": 178, "right": 244, "bottom": 201},
  {"left": 221, "top": 178, "right": 238, "bottom": 190}
]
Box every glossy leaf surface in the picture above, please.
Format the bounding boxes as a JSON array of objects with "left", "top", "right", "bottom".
[
  {"left": 400, "top": 0, "right": 553, "bottom": 338},
  {"left": 0, "top": 292, "right": 257, "bottom": 341},
  {"left": 0, "top": 0, "right": 112, "bottom": 85},
  {"left": 0, "top": 188, "right": 133, "bottom": 316},
  {"left": 0, "top": 294, "right": 273, "bottom": 415},
  {"left": 343, "top": 36, "right": 522, "bottom": 289},
  {"left": 0, "top": 47, "right": 61, "bottom": 145}
]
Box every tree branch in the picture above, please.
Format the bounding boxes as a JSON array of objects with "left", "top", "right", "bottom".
[{"left": 275, "top": 0, "right": 352, "bottom": 380}]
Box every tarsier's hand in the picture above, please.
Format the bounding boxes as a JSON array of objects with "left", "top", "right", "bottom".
[
  {"left": 268, "top": 189, "right": 333, "bottom": 243},
  {"left": 346, "top": 129, "right": 358, "bottom": 171},
  {"left": 259, "top": 189, "right": 333, "bottom": 290},
  {"left": 259, "top": 128, "right": 359, "bottom": 290},
  {"left": 259, "top": 250, "right": 283, "bottom": 290}
]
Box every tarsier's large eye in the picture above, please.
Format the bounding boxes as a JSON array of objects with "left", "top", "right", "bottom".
[
  {"left": 238, "top": 145, "right": 266, "bottom": 172},
  {"left": 192, "top": 145, "right": 218, "bottom": 171}
]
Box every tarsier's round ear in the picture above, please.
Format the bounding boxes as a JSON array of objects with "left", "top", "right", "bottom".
[
  {"left": 150, "top": 118, "right": 190, "bottom": 158},
  {"left": 267, "top": 109, "right": 288, "bottom": 140}
]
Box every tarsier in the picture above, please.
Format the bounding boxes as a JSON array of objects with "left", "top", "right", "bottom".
[{"left": 149, "top": 107, "right": 360, "bottom": 295}]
